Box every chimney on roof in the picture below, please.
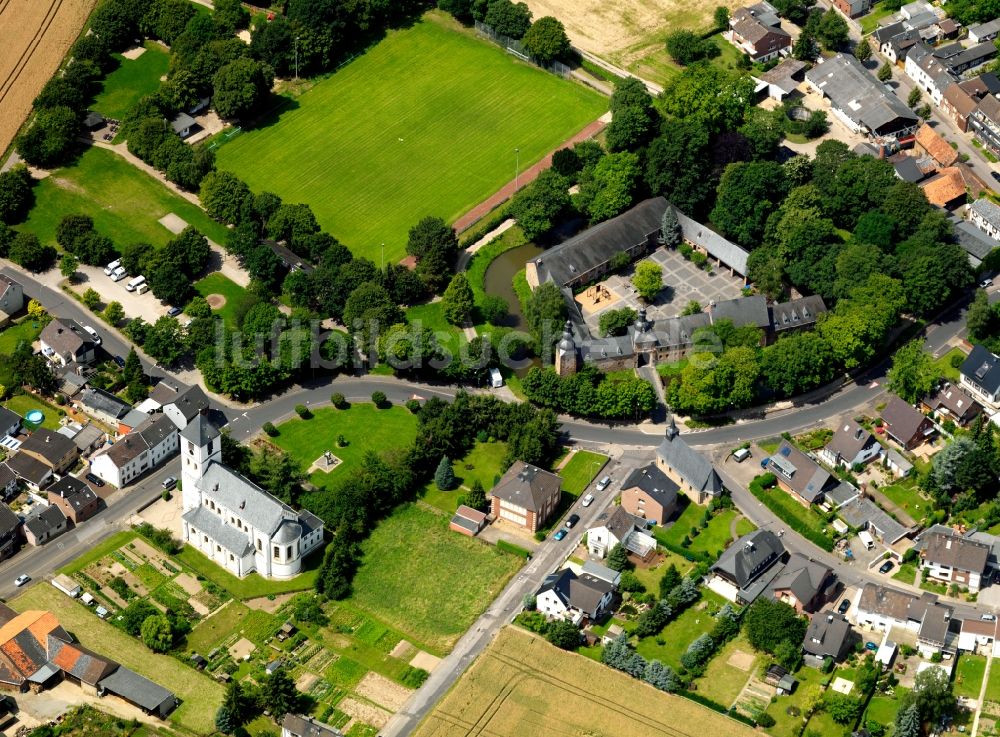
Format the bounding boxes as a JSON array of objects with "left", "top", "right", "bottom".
[
  {"left": 856, "top": 427, "right": 864, "bottom": 440},
  {"left": 213, "top": 483, "right": 219, "bottom": 492},
  {"left": 827, "top": 614, "right": 834, "bottom": 622}
]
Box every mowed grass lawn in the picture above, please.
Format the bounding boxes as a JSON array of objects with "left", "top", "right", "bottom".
[
  {"left": 13, "top": 584, "right": 222, "bottom": 735},
  {"left": 954, "top": 654, "right": 988, "bottom": 699},
  {"left": 92, "top": 42, "right": 170, "bottom": 120},
  {"left": 273, "top": 404, "right": 419, "bottom": 489},
  {"left": 350, "top": 503, "right": 522, "bottom": 652},
  {"left": 21, "top": 147, "right": 229, "bottom": 248},
  {"left": 194, "top": 273, "right": 256, "bottom": 328},
  {"left": 4, "top": 394, "right": 64, "bottom": 430},
  {"left": 215, "top": 12, "right": 605, "bottom": 263},
  {"left": 558, "top": 450, "right": 609, "bottom": 496},
  {"left": 421, "top": 440, "right": 508, "bottom": 514}
]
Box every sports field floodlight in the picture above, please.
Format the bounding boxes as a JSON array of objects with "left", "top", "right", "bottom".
[
  {"left": 295, "top": 36, "right": 301, "bottom": 80},
  {"left": 514, "top": 148, "right": 520, "bottom": 192}
]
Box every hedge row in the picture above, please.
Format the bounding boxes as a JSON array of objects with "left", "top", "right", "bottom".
[
  {"left": 747, "top": 478, "right": 835, "bottom": 552},
  {"left": 496, "top": 539, "right": 531, "bottom": 559}
]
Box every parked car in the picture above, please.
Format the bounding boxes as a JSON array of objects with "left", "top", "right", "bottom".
[
  {"left": 878, "top": 560, "right": 895, "bottom": 574},
  {"left": 553, "top": 529, "right": 567, "bottom": 541},
  {"left": 981, "top": 278, "right": 993, "bottom": 290},
  {"left": 166, "top": 306, "right": 182, "bottom": 317},
  {"left": 733, "top": 448, "right": 751, "bottom": 463},
  {"left": 865, "top": 641, "right": 878, "bottom": 651},
  {"left": 104, "top": 259, "right": 121, "bottom": 276},
  {"left": 85, "top": 473, "right": 104, "bottom": 488},
  {"left": 113, "top": 355, "right": 125, "bottom": 368},
  {"left": 581, "top": 494, "right": 595, "bottom": 507},
  {"left": 596, "top": 476, "right": 611, "bottom": 491},
  {"left": 82, "top": 325, "right": 101, "bottom": 345},
  {"left": 14, "top": 575, "right": 30, "bottom": 587},
  {"left": 982, "top": 613, "right": 997, "bottom": 622},
  {"left": 162, "top": 476, "right": 177, "bottom": 490},
  {"left": 837, "top": 599, "right": 851, "bottom": 615},
  {"left": 565, "top": 514, "right": 580, "bottom": 528},
  {"left": 111, "top": 266, "right": 127, "bottom": 282}
]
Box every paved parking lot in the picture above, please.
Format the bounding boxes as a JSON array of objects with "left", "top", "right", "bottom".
[{"left": 577, "top": 247, "right": 745, "bottom": 335}]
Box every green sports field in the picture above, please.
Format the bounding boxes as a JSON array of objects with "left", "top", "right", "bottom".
[{"left": 215, "top": 12, "right": 606, "bottom": 264}]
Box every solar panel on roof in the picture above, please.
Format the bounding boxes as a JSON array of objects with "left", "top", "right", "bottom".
[
  {"left": 977, "top": 361, "right": 991, "bottom": 379},
  {"left": 780, "top": 446, "right": 791, "bottom": 457}
]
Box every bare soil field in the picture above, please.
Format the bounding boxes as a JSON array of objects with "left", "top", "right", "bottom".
[
  {"left": 412, "top": 627, "right": 760, "bottom": 737},
  {"left": 523, "top": 0, "right": 740, "bottom": 60},
  {"left": 0, "top": 0, "right": 98, "bottom": 156}
]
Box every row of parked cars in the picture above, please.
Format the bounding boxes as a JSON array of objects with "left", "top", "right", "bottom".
[
  {"left": 104, "top": 260, "right": 146, "bottom": 293},
  {"left": 552, "top": 475, "right": 613, "bottom": 541}
]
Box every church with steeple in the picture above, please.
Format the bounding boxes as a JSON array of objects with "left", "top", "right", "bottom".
[
  {"left": 180, "top": 415, "right": 324, "bottom": 579},
  {"left": 655, "top": 416, "right": 724, "bottom": 505}
]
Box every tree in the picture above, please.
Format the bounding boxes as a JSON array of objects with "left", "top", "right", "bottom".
[
  {"left": 579, "top": 151, "right": 641, "bottom": 222},
  {"left": 315, "top": 540, "right": 359, "bottom": 600},
  {"left": 261, "top": 666, "right": 301, "bottom": 718},
  {"left": 147, "top": 254, "right": 193, "bottom": 306},
  {"left": 442, "top": 273, "right": 475, "bottom": 325},
  {"left": 744, "top": 598, "right": 807, "bottom": 654},
  {"left": 774, "top": 638, "right": 803, "bottom": 672},
  {"left": 854, "top": 38, "right": 872, "bottom": 62},
  {"left": 480, "top": 295, "right": 508, "bottom": 325},
  {"left": 466, "top": 479, "right": 486, "bottom": 510},
  {"left": 599, "top": 307, "right": 637, "bottom": 337},
  {"left": 792, "top": 33, "right": 818, "bottom": 61},
  {"left": 60, "top": 254, "right": 79, "bottom": 281},
  {"left": 660, "top": 204, "right": 681, "bottom": 247},
  {"left": 521, "top": 16, "right": 570, "bottom": 64},
  {"left": 894, "top": 703, "right": 921, "bottom": 737},
  {"left": 605, "top": 77, "right": 656, "bottom": 152},
  {"left": 524, "top": 282, "right": 566, "bottom": 358},
  {"left": 15, "top": 106, "right": 80, "bottom": 168},
  {"left": 81, "top": 288, "right": 101, "bottom": 311},
  {"left": 485, "top": 0, "right": 532, "bottom": 38},
  {"left": 761, "top": 332, "right": 835, "bottom": 398},
  {"left": 215, "top": 704, "right": 238, "bottom": 734},
  {"left": 607, "top": 542, "right": 629, "bottom": 571},
  {"left": 545, "top": 619, "right": 581, "bottom": 649},
  {"left": 658, "top": 564, "right": 682, "bottom": 600},
  {"left": 104, "top": 301, "right": 125, "bottom": 325},
  {"left": 435, "top": 455, "right": 456, "bottom": 491},
  {"left": 665, "top": 30, "right": 719, "bottom": 65},
  {"left": 343, "top": 282, "right": 403, "bottom": 335},
  {"left": 200, "top": 170, "right": 252, "bottom": 225},
  {"left": 213, "top": 57, "right": 274, "bottom": 120},
  {"left": 140, "top": 614, "right": 174, "bottom": 652},
  {"left": 887, "top": 340, "right": 940, "bottom": 404},
  {"left": 0, "top": 165, "right": 34, "bottom": 224},
  {"left": 711, "top": 161, "right": 788, "bottom": 247},
  {"left": 644, "top": 659, "right": 679, "bottom": 692},
  {"left": 144, "top": 316, "right": 186, "bottom": 366},
  {"left": 644, "top": 121, "right": 713, "bottom": 214},
  {"left": 633, "top": 600, "right": 672, "bottom": 638},
  {"left": 407, "top": 216, "right": 458, "bottom": 293},
  {"left": 911, "top": 666, "right": 954, "bottom": 723},
  {"left": 9, "top": 232, "right": 55, "bottom": 272},
  {"left": 907, "top": 87, "right": 922, "bottom": 108},
  {"left": 827, "top": 694, "right": 862, "bottom": 725},
  {"left": 633, "top": 261, "right": 663, "bottom": 302},
  {"left": 968, "top": 289, "right": 996, "bottom": 341},
  {"left": 120, "top": 240, "right": 155, "bottom": 276},
  {"left": 877, "top": 61, "right": 893, "bottom": 82},
  {"left": 510, "top": 170, "right": 570, "bottom": 240},
  {"left": 815, "top": 8, "right": 848, "bottom": 49},
  {"left": 713, "top": 5, "right": 730, "bottom": 29},
  {"left": 165, "top": 226, "right": 211, "bottom": 277},
  {"left": 680, "top": 633, "right": 714, "bottom": 672}
]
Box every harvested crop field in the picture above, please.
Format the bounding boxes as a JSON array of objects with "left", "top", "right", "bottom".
[
  {"left": 0, "top": 0, "right": 98, "bottom": 156},
  {"left": 412, "top": 627, "right": 759, "bottom": 737},
  {"left": 524, "top": 0, "right": 740, "bottom": 61}
]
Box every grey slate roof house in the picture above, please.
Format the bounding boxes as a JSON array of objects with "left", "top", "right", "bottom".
[
  {"left": 282, "top": 714, "right": 343, "bottom": 737},
  {"left": 536, "top": 568, "right": 615, "bottom": 623},
  {"left": 880, "top": 395, "right": 935, "bottom": 449},
  {"left": 619, "top": 463, "right": 678, "bottom": 524},
  {"left": 97, "top": 665, "right": 177, "bottom": 717},
  {"left": 922, "top": 382, "right": 982, "bottom": 426},
  {"left": 969, "top": 198, "right": 1000, "bottom": 241},
  {"left": 803, "top": 612, "right": 855, "bottom": 663},
  {"left": 709, "top": 530, "right": 786, "bottom": 605},
  {"left": 489, "top": 461, "right": 562, "bottom": 532},
  {"left": 23, "top": 505, "right": 67, "bottom": 547},
  {"left": 39, "top": 318, "right": 97, "bottom": 367},
  {"left": 961, "top": 345, "right": 1000, "bottom": 409},
  {"left": 920, "top": 530, "right": 990, "bottom": 592},
  {"left": 655, "top": 418, "right": 723, "bottom": 505},
  {"left": 769, "top": 296, "right": 827, "bottom": 335},
  {"left": 769, "top": 553, "right": 835, "bottom": 614},
  {"left": 767, "top": 441, "right": 836, "bottom": 505},
  {"left": 162, "top": 384, "right": 210, "bottom": 430},
  {"left": 819, "top": 420, "right": 882, "bottom": 470},
  {"left": 5, "top": 453, "right": 52, "bottom": 490},
  {"left": 78, "top": 388, "right": 132, "bottom": 427},
  {"left": 0, "top": 407, "right": 20, "bottom": 438},
  {"left": 953, "top": 218, "right": 998, "bottom": 267}
]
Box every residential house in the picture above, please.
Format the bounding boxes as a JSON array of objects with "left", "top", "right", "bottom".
[
  {"left": 23, "top": 506, "right": 68, "bottom": 546},
  {"left": 78, "top": 388, "right": 132, "bottom": 429},
  {"left": 282, "top": 714, "right": 343, "bottom": 737},
  {"left": 18, "top": 428, "right": 78, "bottom": 475},
  {"left": 708, "top": 530, "right": 786, "bottom": 604},
  {"left": 0, "top": 464, "right": 16, "bottom": 500},
  {"left": 655, "top": 418, "right": 724, "bottom": 505},
  {"left": 0, "top": 407, "right": 20, "bottom": 438},
  {"left": 941, "top": 75, "right": 1000, "bottom": 131},
  {"left": 803, "top": 612, "right": 856, "bottom": 664},
  {"left": 830, "top": 0, "right": 871, "bottom": 18},
  {"left": 806, "top": 54, "right": 919, "bottom": 137},
  {"left": 0, "top": 605, "right": 176, "bottom": 717},
  {"left": 449, "top": 505, "right": 487, "bottom": 537},
  {"left": 619, "top": 463, "right": 678, "bottom": 524},
  {"left": 536, "top": 568, "right": 615, "bottom": 624},
  {"left": 162, "top": 384, "right": 210, "bottom": 430},
  {"left": 819, "top": 420, "right": 882, "bottom": 470},
  {"left": 874, "top": 22, "right": 909, "bottom": 62},
  {"left": 920, "top": 167, "right": 968, "bottom": 210},
  {"left": 921, "top": 383, "right": 982, "bottom": 427},
  {"left": 145, "top": 380, "right": 184, "bottom": 411},
  {"left": 913, "top": 124, "right": 959, "bottom": 168},
  {"left": 769, "top": 553, "right": 836, "bottom": 614},
  {"left": 919, "top": 530, "right": 990, "bottom": 592},
  {"left": 893, "top": 155, "right": 929, "bottom": 184},
  {"left": 969, "top": 198, "right": 1000, "bottom": 241},
  {"left": 754, "top": 58, "right": 807, "bottom": 101},
  {"left": 766, "top": 441, "right": 836, "bottom": 506},
  {"left": 170, "top": 112, "right": 197, "bottom": 139},
  {"left": 954, "top": 218, "right": 998, "bottom": 267},
  {"left": 47, "top": 476, "right": 99, "bottom": 524},
  {"left": 958, "top": 618, "right": 1000, "bottom": 655},
  {"left": 969, "top": 18, "right": 1000, "bottom": 44},
  {"left": 89, "top": 414, "right": 178, "bottom": 488},
  {"left": 0, "top": 276, "right": 24, "bottom": 323},
  {"left": 726, "top": 2, "right": 791, "bottom": 62},
  {"left": 60, "top": 422, "right": 106, "bottom": 456},
  {"left": 0, "top": 505, "right": 21, "bottom": 560},
  {"left": 880, "top": 395, "right": 935, "bottom": 449},
  {"left": 960, "top": 344, "right": 1000, "bottom": 409},
  {"left": 5, "top": 453, "right": 52, "bottom": 490},
  {"left": 489, "top": 461, "right": 561, "bottom": 533},
  {"left": 39, "top": 318, "right": 97, "bottom": 367},
  {"left": 181, "top": 416, "right": 325, "bottom": 579},
  {"left": 768, "top": 295, "right": 828, "bottom": 337},
  {"left": 587, "top": 506, "right": 656, "bottom": 560},
  {"left": 970, "top": 95, "right": 1000, "bottom": 155},
  {"left": 855, "top": 583, "right": 953, "bottom": 655},
  {"left": 581, "top": 559, "right": 621, "bottom": 587},
  {"left": 905, "top": 43, "right": 956, "bottom": 105},
  {"left": 839, "top": 495, "right": 912, "bottom": 544}
]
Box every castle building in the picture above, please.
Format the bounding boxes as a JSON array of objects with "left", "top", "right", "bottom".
[{"left": 180, "top": 416, "right": 324, "bottom": 579}]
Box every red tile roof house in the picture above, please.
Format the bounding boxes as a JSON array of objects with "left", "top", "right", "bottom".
[
  {"left": 725, "top": 2, "right": 792, "bottom": 62},
  {"left": 489, "top": 462, "right": 561, "bottom": 533},
  {"left": 880, "top": 395, "right": 936, "bottom": 450}
]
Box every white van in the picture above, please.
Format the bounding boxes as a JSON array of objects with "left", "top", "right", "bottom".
[
  {"left": 104, "top": 259, "right": 121, "bottom": 276},
  {"left": 111, "top": 266, "right": 127, "bottom": 282},
  {"left": 489, "top": 367, "right": 504, "bottom": 388},
  {"left": 733, "top": 447, "right": 751, "bottom": 463},
  {"left": 858, "top": 530, "right": 875, "bottom": 550},
  {"left": 125, "top": 275, "right": 146, "bottom": 292}
]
